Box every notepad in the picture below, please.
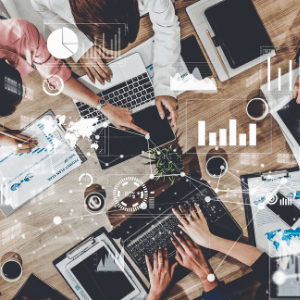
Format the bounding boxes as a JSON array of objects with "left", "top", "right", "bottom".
[{"left": 0, "top": 110, "right": 86, "bottom": 217}]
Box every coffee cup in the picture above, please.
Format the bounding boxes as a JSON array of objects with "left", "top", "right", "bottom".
[
  {"left": 206, "top": 156, "right": 228, "bottom": 178},
  {"left": 246, "top": 98, "right": 269, "bottom": 121},
  {"left": 1, "top": 252, "right": 23, "bottom": 282}
]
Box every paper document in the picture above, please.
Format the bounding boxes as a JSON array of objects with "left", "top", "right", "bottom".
[
  {"left": 247, "top": 173, "right": 300, "bottom": 257},
  {"left": 0, "top": 110, "right": 85, "bottom": 216}
]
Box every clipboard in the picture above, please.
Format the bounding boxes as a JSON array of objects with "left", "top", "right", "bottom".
[
  {"left": 0, "top": 110, "right": 86, "bottom": 217},
  {"left": 53, "top": 227, "right": 148, "bottom": 300},
  {"left": 241, "top": 167, "right": 300, "bottom": 254}
]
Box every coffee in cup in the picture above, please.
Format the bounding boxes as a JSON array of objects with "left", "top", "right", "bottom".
[
  {"left": 246, "top": 98, "right": 269, "bottom": 121},
  {"left": 206, "top": 156, "right": 228, "bottom": 178},
  {"left": 1, "top": 253, "right": 23, "bottom": 282}
]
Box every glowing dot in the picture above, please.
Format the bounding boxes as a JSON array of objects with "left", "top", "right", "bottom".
[
  {"left": 87, "top": 152, "right": 90, "bottom": 156},
  {"left": 261, "top": 164, "right": 264, "bottom": 167},
  {"left": 95, "top": 135, "right": 100, "bottom": 139},
  {"left": 60, "top": 199, "right": 63, "bottom": 202},
  {"left": 105, "top": 163, "right": 109, "bottom": 167},
  {"left": 258, "top": 203, "right": 265, "bottom": 210},
  {"left": 53, "top": 216, "right": 62, "bottom": 225},
  {"left": 55, "top": 236, "right": 57, "bottom": 239},
  {"left": 150, "top": 174, "right": 154, "bottom": 179},
  {"left": 173, "top": 148, "right": 177, "bottom": 152},
  {"left": 69, "top": 190, "right": 72, "bottom": 193},
  {"left": 71, "top": 209, "right": 74, "bottom": 212},
  {"left": 273, "top": 270, "right": 286, "bottom": 285},
  {"left": 205, "top": 196, "right": 211, "bottom": 203},
  {"left": 33, "top": 251, "right": 36, "bottom": 254},
  {"left": 215, "top": 147, "right": 218, "bottom": 150},
  {"left": 207, "top": 274, "right": 215, "bottom": 282},
  {"left": 18, "top": 144, "right": 22, "bottom": 148},
  {"left": 145, "top": 134, "right": 150, "bottom": 140},
  {"left": 215, "top": 188, "right": 219, "bottom": 193},
  {"left": 141, "top": 151, "right": 144, "bottom": 154},
  {"left": 120, "top": 154, "right": 124, "bottom": 158},
  {"left": 281, "top": 178, "right": 288, "bottom": 184},
  {"left": 69, "top": 225, "right": 72, "bottom": 228},
  {"left": 28, "top": 212, "right": 31, "bottom": 215},
  {"left": 180, "top": 172, "right": 185, "bottom": 177},
  {"left": 40, "top": 228, "right": 43, "bottom": 231},
  {"left": 157, "top": 151, "right": 161, "bottom": 155},
  {"left": 140, "top": 202, "right": 147, "bottom": 210},
  {"left": 21, "top": 234, "right": 25, "bottom": 239},
  {"left": 15, "top": 219, "right": 18, "bottom": 223},
  {"left": 103, "top": 122, "right": 109, "bottom": 128},
  {"left": 220, "top": 165, "right": 225, "bottom": 170}
]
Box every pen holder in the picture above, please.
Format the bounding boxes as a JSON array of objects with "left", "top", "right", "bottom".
[{"left": 84, "top": 184, "right": 106, "bottom": 214}]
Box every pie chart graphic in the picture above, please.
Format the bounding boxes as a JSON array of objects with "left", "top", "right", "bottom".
[{"left": 47, "top": 27, "right": 79, "bottom": 60}]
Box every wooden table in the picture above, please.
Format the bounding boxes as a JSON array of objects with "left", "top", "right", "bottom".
[{"left": 0, "top": 0, "right": 299, "bottom": 299}]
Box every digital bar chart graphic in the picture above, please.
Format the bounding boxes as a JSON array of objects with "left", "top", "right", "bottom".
[{"left": 198, "top": 119, "right": 257, "bottom": 147}]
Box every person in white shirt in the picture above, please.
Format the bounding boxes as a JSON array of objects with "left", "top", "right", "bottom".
[{"left": 31, "top": 0, "right": 180, "bottom": 126}]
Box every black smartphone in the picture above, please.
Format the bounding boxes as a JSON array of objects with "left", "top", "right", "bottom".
[
  {"left": 181, "top": 35, "right": 213, "bottom": 80},
  {"left": 267, "top": 191, "right": 300, "bottom": 228}
]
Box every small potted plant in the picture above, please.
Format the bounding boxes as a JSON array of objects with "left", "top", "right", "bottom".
[{"left": 147, "top": 145, "right": 183, "bottom": 185}]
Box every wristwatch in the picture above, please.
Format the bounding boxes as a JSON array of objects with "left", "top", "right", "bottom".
[{"left": 97, "top": 98, "right": 107, "bottom": 111}]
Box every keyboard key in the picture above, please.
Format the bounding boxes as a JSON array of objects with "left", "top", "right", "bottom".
[
  {"left": 142, "top": 91, "right": 146, "bottom": 95},
  {"left": 133, "top": 83, "right": 138, "bottom": 87},
  {"left": 117, "top": 101, "right": 122, "bottom": 106},
  {"left": 127, "top": 96, "right": 132, "bottom": 102},
  {"left": 119, "top": 89, "right": 124, "bottom": 94},
  {"left": 133, "top": 88, "right": 138, "bottom": 93},
  {"left": 133, "top": 77, "right": 138, "bottom": 82},
  {"left": 104, "top": 95, "right": 109, "bottom": 101},
  {"left": 119, "top": 95, "right": 123, "bottom": 100},
  {"left": 113, "top": 97, "right": 118, "bottom": 102},
  {"left": 146, "top": 94, "right": 151, "bottom": 99},
  {"left": 146, "top": 87, "right": 154, "bottom": 93},
  {"left": 109, "top": 93, "right": 114, "bottom": 98},
  {"left": 139, "top": 79, "right": 148, "bottom": 85},
  {"left": 127, "top": 79, "right": 133, "bottom": 84},
  {"left": 132, "top": 95, "right": 137, "bottom": 100},
  {"left": 132, "top": 100, "right": 137, "bottom": 105},
  {"left": 76, "top": 102, "right": 82, "bottom": 107},
  {"left": 124, "top": 93, "right": 128, "bottom": 97},
  {"left": 122, "top": 99, "right": 127, "bottom": 104},
  {"left": 137, "top": 98, "right": 142, "bottom": 103},
  {"left": 141, "top": 96, "right": 146, "bottom": 102},
  {"left": 151, "top": 92, "right": 155, "bottom": 97},
  {"left": 129, "top": 91, "right": 133, "bottom": 95},
  {"left": 129, "top": 84, "right": 133, "bottom": 89},
  {"left": 138, "top": 75, "right": 143, "bottom": 80},
  {"left": 138, "top": 86, "right": 143, "bottom": 91},
  {"left": 78, "top": 104, "right": 89, "bottom": 111},
  {"left": 143, "top": 82, "right": 152, "bottom": 89},
  {"left": 137, "top": 92, "right": 141, "bottom": 97},
  {"left": 124, "top": 87, "right": 129, "bottom": 91},
  {"left": 101, "top": 81, "right": 126, "bottom": 95},
  {"left": 114, "top": 91, "right": 119, "bottom": 96},
  {"left": 142, "top": 72, "right": 148, "bottom": 78}
]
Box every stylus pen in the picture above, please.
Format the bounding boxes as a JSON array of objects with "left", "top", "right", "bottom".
[
  {"left": 206, "top": 30, "right": 230, "bottom": 78},
  {"left": 0, "top": 129, "right": 30, "bottom": 143}
]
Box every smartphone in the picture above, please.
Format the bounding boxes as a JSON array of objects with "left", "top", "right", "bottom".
[
  {"left": 181, "top": 35, "right": 213, "bottom": 80},
  {"left": 266, "top": 191, "right": 300, "bottom": 228}
]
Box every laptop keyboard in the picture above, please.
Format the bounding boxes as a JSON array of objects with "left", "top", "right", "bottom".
[
  {"left": 75, "top": 72, "right": 155, "bottom": 124},
  {"left": 125, "top": 186, "right": 227, "bottom": 277}
]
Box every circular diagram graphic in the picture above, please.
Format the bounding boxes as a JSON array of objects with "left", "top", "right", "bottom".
[
  {"left": 47, "top": 27, "right": 79, "bottom": 60},
  {"left": 42, "top": 75, "right": 64, "bottom": 96},
  {"left": 113, "top": 177, "right": 148, "bottom": 212}
]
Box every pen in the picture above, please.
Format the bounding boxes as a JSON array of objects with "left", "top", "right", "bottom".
[
  {"left": 0, "top": 129, "right": 30, "bottom": 144},
  {"left": 206, "top": 30, "right": 230, "bottom": 78}
]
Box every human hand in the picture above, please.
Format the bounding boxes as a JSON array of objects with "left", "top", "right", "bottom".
[
  {"left": 0, "top": 134, "right": 38, "bottom": 153},
  {"left": 293, "top": 75, "right": 300, "bottom": 104},
  {"left": 101, "top": 103, "right": 149, "bottom": 135},
  {"left": 172, "top": 203, "right": 216, "bottom": 248},
  {"left": 145, "top": 247, "right": 178, "bottom": 300},
  {"left": 155, "top": 96, "right": 178, "bottom": 127},
  {"left": 172, "top": 232, "right": 219, "bottom": 292},
  {"left": 171, "top": 232, "right": 211, "bottom": 279},
  {"left": 79, "top": 46, "right": 113, "bottom": 85}
]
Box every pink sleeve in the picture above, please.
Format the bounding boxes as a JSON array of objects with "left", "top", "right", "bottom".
[{"left": 22, "top": 20, "right": 72, "bottom": 88}]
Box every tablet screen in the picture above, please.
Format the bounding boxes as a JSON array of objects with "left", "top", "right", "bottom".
[
  {"left": 277, "top": 98, "right": 300, "bottom": 146},
  {"left": 70, "top": 246, "right": 135, "bottom": 300}
]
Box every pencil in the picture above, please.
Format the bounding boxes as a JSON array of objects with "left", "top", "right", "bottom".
[
  {"left": 206, "top": 30, "right": 230, "bottom": 78},
  {"left": 0, "top": 129, "right": 30, "bottom": 144}
]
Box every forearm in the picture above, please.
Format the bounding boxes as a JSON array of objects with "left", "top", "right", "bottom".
[
  {"left": 146, "top": 290, "right": 163, "bottom": 300},
  {"left": 210, "top": 236, "right": 263, "bottom": 266},
  {"left": 63, "top": 77, "right": 99, "bottom": 108}
]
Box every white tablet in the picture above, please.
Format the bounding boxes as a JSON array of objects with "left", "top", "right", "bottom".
[{"left": 66, "top": 241, "right": 140, "bottom": 300}]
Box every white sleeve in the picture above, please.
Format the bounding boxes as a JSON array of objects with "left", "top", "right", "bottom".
[
  {"left": 30, "top": 0, "right": 93, "bottom": 62},
  {"left": 148, "top": 0, "right": 180, "bottom": 98}
]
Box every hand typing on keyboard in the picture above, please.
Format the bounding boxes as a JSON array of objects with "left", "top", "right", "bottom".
[
  {"left": 145, "top": 247, "right": 178, "bottom": 300},
  {"left": 155, "top": 96, "right": 178, "bottom": 127},
  {"left": 172, "top": 203, "right": 215, "bottom": 249},
  {"left": 101, "top": 103, "right": 149, "bottom": 135}
]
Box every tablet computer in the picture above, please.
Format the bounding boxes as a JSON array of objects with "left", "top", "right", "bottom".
[{"left": 66, "top": 241, "right": 140, "bottom": 300}]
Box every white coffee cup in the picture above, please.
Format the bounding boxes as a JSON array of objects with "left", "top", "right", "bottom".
[
  {"left": 1, "top": 254, "right": 23, "bottom": 282},
  {"left": 205, "top": 156, "right": 228, "bottom": 178},
  {"left": 246, "top": 98, "right": 269, "bottom": 121}
]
